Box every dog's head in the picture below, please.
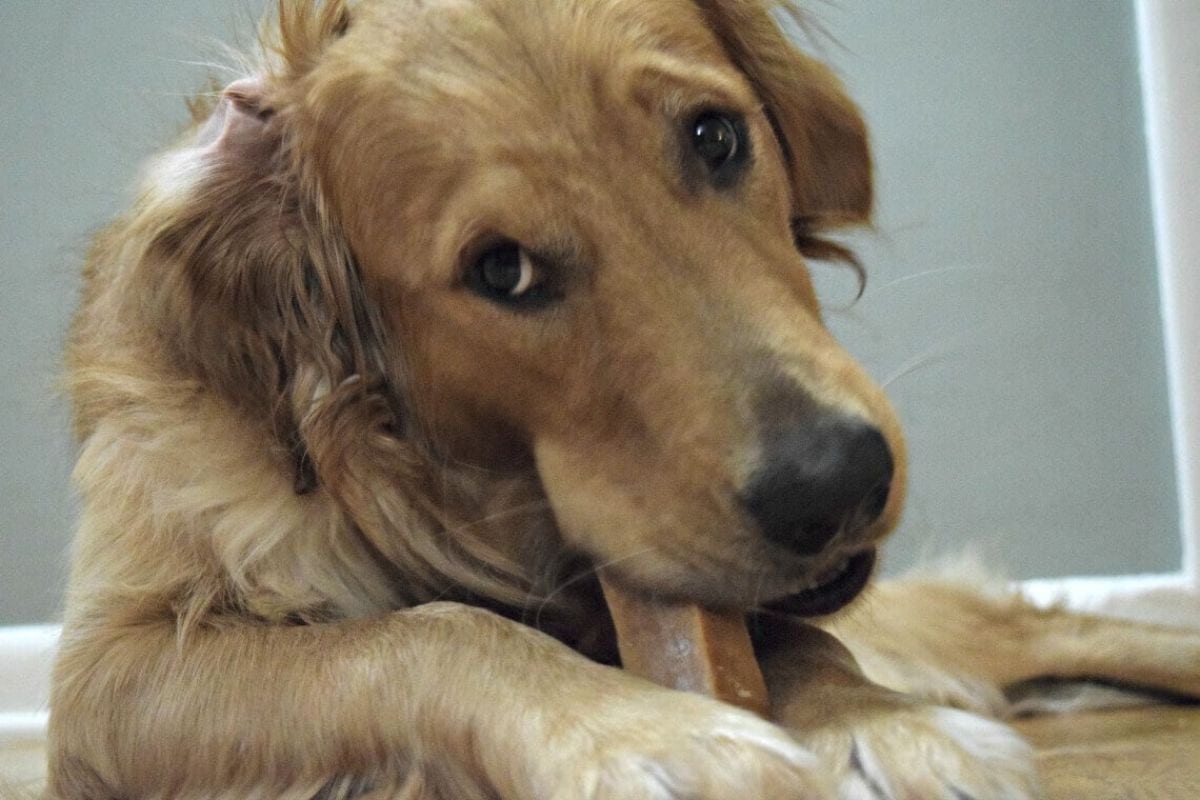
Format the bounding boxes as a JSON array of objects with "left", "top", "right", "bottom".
[{"left": 150, "top": 0, "right": 904, "bottom": 616}]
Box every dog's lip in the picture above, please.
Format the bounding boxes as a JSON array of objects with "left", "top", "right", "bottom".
[{"left": 766, "top": 549, "right": 876, "bottom": 617}]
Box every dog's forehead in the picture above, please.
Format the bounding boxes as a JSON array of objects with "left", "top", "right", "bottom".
[
  {"left": 306, "top": 0, "right": 750, "bottom": 273},
  {"left": 340, "top": 0, "right": 732, "bottom": 107},
  {"left": 351, "top": 0, "right": 719, "bottom": 48}
]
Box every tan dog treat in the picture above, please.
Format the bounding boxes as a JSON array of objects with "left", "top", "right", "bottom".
[{"left": 600, "top": 574, "right": 771, "bottom": 718}]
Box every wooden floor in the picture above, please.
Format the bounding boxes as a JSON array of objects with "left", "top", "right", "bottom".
[
  {"left": 1016, "top": 705, "right": 1200, "bottom": 799},
  {"left": 0, "top": 734, "right": 43, "bottom": 797},
  {"left": 3, "top": 706, "right": 1199, "bottom": 797}
]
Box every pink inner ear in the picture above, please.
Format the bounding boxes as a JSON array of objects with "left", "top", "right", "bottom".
[{"left": 196, "top": 77, "right": 269, "bottom": 155}]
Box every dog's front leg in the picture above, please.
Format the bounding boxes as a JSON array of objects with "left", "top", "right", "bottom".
[
  {"left": 759, "top": 617, "right": 1042, "bottom": 800},
  {"left": 49, "top": 602, "right": 829, "bottom": 800}
]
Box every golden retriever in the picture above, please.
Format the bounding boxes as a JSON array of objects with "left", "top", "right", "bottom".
[{"left": 49, "top": 0, "right": 1200, "bottom": 798}]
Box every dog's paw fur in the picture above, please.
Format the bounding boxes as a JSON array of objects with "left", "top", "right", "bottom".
[
  {"left": 531, "top": 687, "right": 833, "bottom": 799},
  {"left": 798, "top": 704, "right": 1041, "bottom": 800}
]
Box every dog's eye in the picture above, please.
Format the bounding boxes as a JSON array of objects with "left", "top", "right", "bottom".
[
  {"left": 479, "top": 243, "right": 533, "bottom": 295},
  {"left": 468, "top": 241, "right": 555, "bottom": 308},
  {"left": 691, "top": 112, "right": 744, "bottom": 175}
]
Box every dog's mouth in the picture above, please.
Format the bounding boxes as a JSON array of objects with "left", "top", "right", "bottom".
[{"left": 766, "top": 548, "right": 876, "bottom": 617}]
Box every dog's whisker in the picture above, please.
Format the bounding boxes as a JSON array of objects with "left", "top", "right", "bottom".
[
  {"left": 166, "top": 59, "right": 246, "bottom": 76},
  {"left": 526, "top": 546, "right": 659, "bottom": 631},
  {"left": 868, "top": 264, "right": 994, "bottom": 295},
  {"left": 131, "top": 90, "right": 223, "bottom": 100},
  {"left": 881, "top": 344, "right": 961, "bottom": 389},
  {"left": 752, "top": 567, "right": 768, "bottom": 612},
  {"left": 440, "top": 498, "right": 552, "bottom": 536}
]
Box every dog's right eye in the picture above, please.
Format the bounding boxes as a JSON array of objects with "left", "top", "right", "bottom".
[
  {"left": 466, "top": 241, "right": 557, "bottom": 309},
  {"left": 689, "top": 111, "right": 750, "bottom": 188}
]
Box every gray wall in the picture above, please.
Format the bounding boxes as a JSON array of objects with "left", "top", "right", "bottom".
[
  {"left": 0, "top": 1, "right": 1179, "bottom": 624},
  {"left": 0, "top": 2, "right": 252, "bottom": 624},
  {"left": 814, "top": 1, "right": 1179, "bottom": 579}
]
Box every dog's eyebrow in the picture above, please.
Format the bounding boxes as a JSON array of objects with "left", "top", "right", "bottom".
[{"left": 621, "top": 54, "right": 756, "bottom": 117}]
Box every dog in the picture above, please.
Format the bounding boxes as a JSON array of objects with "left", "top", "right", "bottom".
[{"left": 49, "top": 1, "right": 1200, "bottom": 798}]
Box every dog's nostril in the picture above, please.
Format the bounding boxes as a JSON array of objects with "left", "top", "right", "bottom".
[
  {"left": 861, "top": 480, "right": 891, "bottom": 522},
  {"left": 740, "top": 416, "right": 894, "bottom": 556},
  {"left": 802, "top": 519, "right": 842, "bottom": 551}
]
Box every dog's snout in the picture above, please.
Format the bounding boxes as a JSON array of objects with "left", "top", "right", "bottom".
[{"left": 741, "top": 415, "right": 894, "bottom": 555}]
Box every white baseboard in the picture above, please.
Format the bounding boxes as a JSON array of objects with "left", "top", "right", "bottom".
[
  {"left": 1020, "top": 571, "right": 1200, "bottom": 629},
  {"left": 0, "top": 626, "right": 57, "bottom": 745}
]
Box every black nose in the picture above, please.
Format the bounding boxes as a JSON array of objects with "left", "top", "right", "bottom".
[{"left": 740, "top": 415, "right": 894, "bottom": 555}]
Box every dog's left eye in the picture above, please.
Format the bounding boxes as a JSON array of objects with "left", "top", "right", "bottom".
[
  {"left": 467, "top": 241, "right": 555, "bottom": 308},
  {"left": 690, "top": 111, "right": 748, "bottom": 182}
]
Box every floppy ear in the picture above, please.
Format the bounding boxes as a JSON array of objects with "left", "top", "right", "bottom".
[
  {"left": 149, "top": 66, "right": 398, "bottom": 499},
  {"left": 693, "top": 0, "right": 872, "bottom": 230},
  {"left": 141, "top": 10, "right": 540, "bottom": 609}
]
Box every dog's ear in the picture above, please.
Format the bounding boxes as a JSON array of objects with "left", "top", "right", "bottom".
[
  {"left": 694, "top": 0, "right": 872, "bottom": 229},
  {"left": 146, "top": 7, "right": 400, "bottom": 499},
  {"left": 126, "top": 1, "right": 542, "bottom": 612}
]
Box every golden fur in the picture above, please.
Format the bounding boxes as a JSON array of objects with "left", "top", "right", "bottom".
[{"left": 48, "top": 1, "right": 1200, "bottom": 798}]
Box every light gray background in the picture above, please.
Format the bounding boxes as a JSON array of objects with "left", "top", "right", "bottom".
[{"left": 0, "top": 1, "right": 1179, "bottom": 624}]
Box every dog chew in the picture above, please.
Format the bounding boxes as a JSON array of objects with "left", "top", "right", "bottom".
[{"left": 599, "top": 574, "right": 771, "bottom": 718}]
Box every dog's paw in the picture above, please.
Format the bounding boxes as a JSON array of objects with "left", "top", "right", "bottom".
[
  {"left": 799, "top": 705, "right": 1041, "bottom": 800},
  {"left": 531, "top": 687, "right": 833, "bottom": 799}
]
